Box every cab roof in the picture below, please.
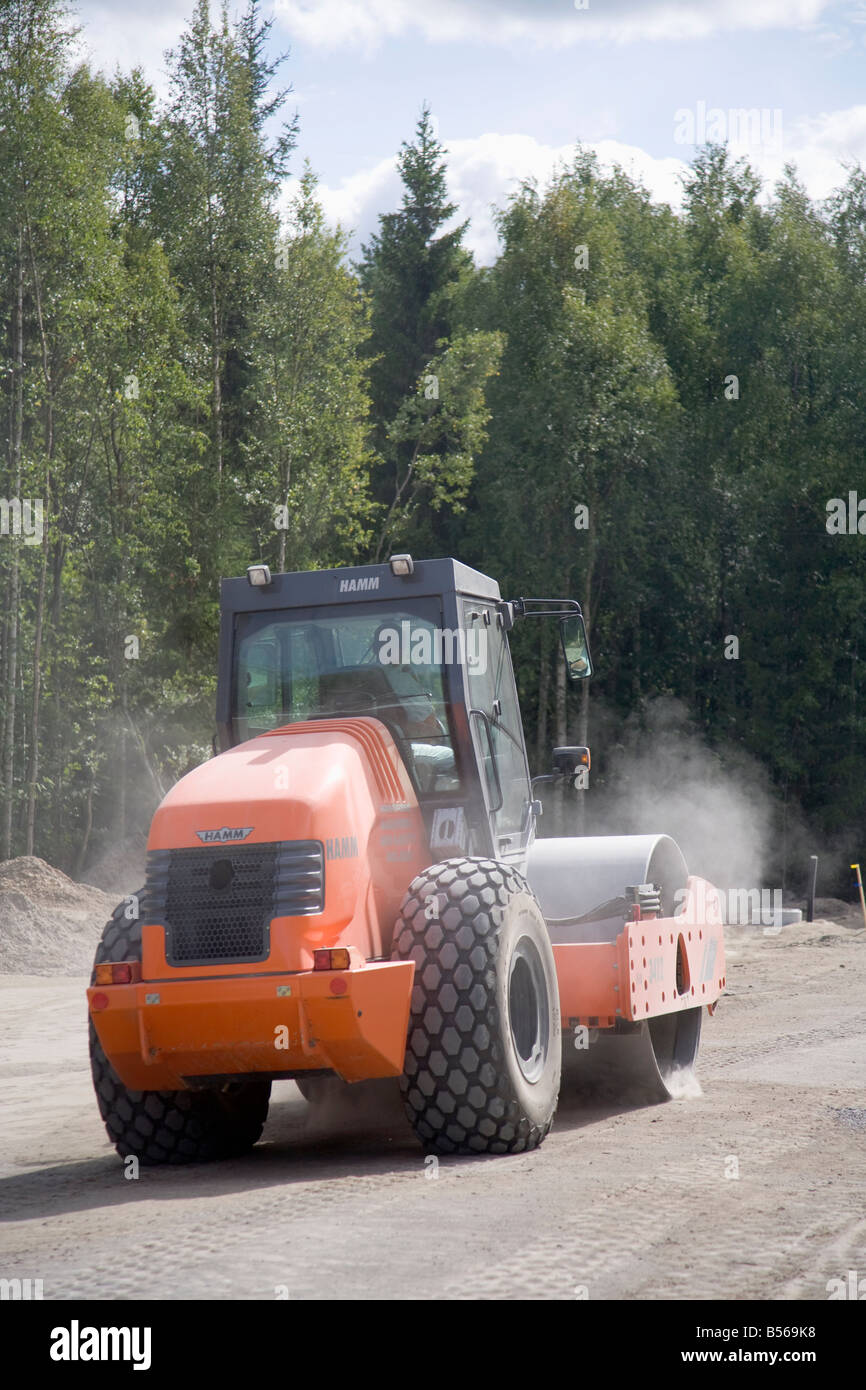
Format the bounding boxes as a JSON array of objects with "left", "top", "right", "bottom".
[{"left": 220, "top": 557, "right": 501, "bottom": 617}]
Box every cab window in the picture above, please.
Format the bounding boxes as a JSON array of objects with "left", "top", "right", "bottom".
[
  {"left": 461, "top": 600, "right": 530, "bottom": 840},
  {"left": 232, "top": 601, "right": 461, "bottom": 798}
]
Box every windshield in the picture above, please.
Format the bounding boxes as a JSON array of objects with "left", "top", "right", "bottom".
[{"left": 232, "top": 600, "right": 461, "bottom": 796}]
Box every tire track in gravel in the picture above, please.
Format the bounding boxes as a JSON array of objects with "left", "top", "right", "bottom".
[
  {"left": 775, "top": 1217, "right": 866, "bottom": 1300},
  {"left": 703, "top": 1014, "right": 866, "bottom": 1072},
  {"left": 438, "top": 1163, "right": 863, "bottom": 1302}
]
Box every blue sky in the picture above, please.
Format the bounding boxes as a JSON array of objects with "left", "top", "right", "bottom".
[{"left": 75, "top": 0, "right": 866, "bottom": 261}]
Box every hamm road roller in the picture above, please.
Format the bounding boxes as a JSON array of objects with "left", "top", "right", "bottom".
[{"left": 87, "top": 556, "right": 726, "bottom": 1161}]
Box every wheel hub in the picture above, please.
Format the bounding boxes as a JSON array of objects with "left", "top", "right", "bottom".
[{"left": 508, "top": 936, "right": 550, "bottom": 1083}]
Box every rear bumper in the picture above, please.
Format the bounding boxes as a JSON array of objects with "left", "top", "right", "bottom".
[{"left": 88, "top": 960, "right": 414, "bottom": 1091}]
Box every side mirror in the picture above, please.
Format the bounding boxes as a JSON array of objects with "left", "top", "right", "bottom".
[
  {"left": 530, "top": 745, "right": 591, "bottom": 796},
  {"left": 560, "top": 614, "right": 592, "bottom": 681},
  {"left": 553, "top": 746, "right": 590, "bottom": 777}
]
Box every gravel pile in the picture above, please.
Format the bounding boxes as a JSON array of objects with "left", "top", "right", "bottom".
[{"left": 0, "top": 857, "right": 116, "bottom": 976}]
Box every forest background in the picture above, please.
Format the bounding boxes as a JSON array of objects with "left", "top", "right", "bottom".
[{"left": 1, "top": 0, "right": 863, "bottom": 895}]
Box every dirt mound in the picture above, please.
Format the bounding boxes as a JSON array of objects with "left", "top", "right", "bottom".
[
  {"left": 0, "top": 857, "right": 115, "bottom": 976},
  {"left": 813, "top": 896, "right": 863, "bottom": 926}
]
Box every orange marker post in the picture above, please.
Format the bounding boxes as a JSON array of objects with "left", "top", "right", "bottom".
[{"left": 851, "top": 864, "right": 866, "bottom": 929}]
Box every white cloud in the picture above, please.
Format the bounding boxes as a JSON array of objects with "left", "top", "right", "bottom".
[
  {"left": 274, "top": 0, "right": 831, "bottom": 50},
  {"left": 668, "top": 100, "right": 866, "bottom": 198},
  {"left": 280, "top": 154, "right": 403, "bottom": 251},
  {"left": 72, "top": 1, "right": 192, "bottom": 98},
  {"left": 756, "top": 103, "right": 866, "bottom": 197},
  {"left": 293, "top": 109, "right": 866, "bottom": 267},
  {"left": 448, "top": 134, "right": 688, "bottom": 261},
  {"left": 288, "top": 132, "right": 691, "bottom": 265}
]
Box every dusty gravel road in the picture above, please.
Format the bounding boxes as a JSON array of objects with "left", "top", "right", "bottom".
[{"left": 1, "top": 914, "right": 864, "bottom": 1301}]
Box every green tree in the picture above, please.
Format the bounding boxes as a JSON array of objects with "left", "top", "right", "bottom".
[
  {"left": 0, "top": 0, "right": 76, "bottom": 856},
  {"left": 359, "top": 104, "right": 470, "bottom": 434},
  {"left": 156, "top": 0, "right": 297, "bottom": 501},
  {"left": 358, "top": 105, "right": 498, "bottom": 558},
  {"left": 466, "top": 155, "right": 680, "bottom": 795},
  {"left": 243, "top": 166, "right": 375, "bottom": 573}
]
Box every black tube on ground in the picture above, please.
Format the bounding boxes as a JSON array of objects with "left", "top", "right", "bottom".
[{"left": 807, "top": 854, "right": 819, "bottom": 923}]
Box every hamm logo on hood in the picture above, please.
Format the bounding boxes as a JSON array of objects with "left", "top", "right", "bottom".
[{"left": 195, "top": 826, "right": 253, "bottom": 844}]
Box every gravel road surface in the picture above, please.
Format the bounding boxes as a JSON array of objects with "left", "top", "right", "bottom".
[{"left": 1, "top": 915, "right": 864, "bottom": 1300}]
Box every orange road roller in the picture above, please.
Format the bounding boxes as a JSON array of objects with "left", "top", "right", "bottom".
[{"left": 88, "top": 556, "right": 726, "bottom": 1161}]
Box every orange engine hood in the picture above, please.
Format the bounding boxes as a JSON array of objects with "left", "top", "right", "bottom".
[{"left": 145, "top": 718, "right": 430, "bottom": 971}]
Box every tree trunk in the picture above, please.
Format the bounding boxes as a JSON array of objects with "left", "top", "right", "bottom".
[
  {"left": 555, "top": 647, "right": 567, "bottom": 747},
  {"left": 72, "top": 773, "right": 94, "bottom": 880},
  {"left": 25, "top": 223, "right": 54, "bottom": 857},
  {"left": 577, "top": 671, "right": 590, "bottom": 747},
  {"left": 211, "top": 270, "right": 223, "bottom": 483},
  {"left": 575, "top": 558, "right": 593, "bottom": 834},
  {"left": 2, "top": 232, "right": 24, "bottom": 860},
  {"left": 278, "top": 453, "right": 290, "bottom": 572},
  {"left": 578, "top": 540, "right": 594, "bottom": 746},
  {"left": 24, "top": 531, "right": 48, "bottom": 854},
  {"left": 125, "top": 711, "right": 167, "bottom": 805},
  {"left": 535, "top": 633, "right": 549, "bottom": 771},
  {"left": 555, "top": 648, "right": 567, "bottom": 834},
  {"left": 119, "top": 720, "right": 127, "bottom": 844}
]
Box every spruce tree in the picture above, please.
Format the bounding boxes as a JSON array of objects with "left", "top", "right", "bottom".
[{"left": 358, "top": 105, "right": 500, "bottom": 559}]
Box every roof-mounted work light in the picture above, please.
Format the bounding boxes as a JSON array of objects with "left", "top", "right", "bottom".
[
  {"left": 389, "top": 554, "right": 414, "bottom": 577},
  {"left": 246, "top": 564, "right": 272, "bottom": 588}
]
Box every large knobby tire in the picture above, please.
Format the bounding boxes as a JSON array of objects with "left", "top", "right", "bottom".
[
  {"left": 392, "top": 857, "right": 561, "bottom": 1155},
  {"left": 89, "top": 899, "right": 271, "bottom": 1165}
]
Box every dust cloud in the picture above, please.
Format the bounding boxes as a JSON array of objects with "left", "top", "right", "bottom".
[{"left": 583, "top": 696, "right": 776, "bottom": 892}]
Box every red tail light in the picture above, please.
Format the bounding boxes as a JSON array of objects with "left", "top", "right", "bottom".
[
  {"left": 313, "top": 949, "right": 351, "bottom": 971},
  {"left": 93, "top": 962, "right": 142, "bottom": 985}
]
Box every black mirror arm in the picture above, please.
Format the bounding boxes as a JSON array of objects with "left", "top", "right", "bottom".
[
  {"left": 530, "top": 771, "right": 565, "bottom": 792},
  {"left": 506, "top": 597, "right": 585, "bottom": 621}
]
